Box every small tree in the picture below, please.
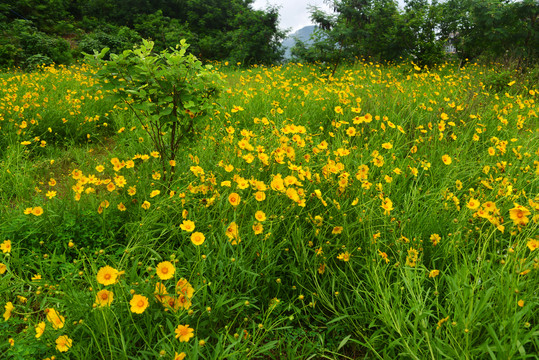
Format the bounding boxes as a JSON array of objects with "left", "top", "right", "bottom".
[{"left": 85, "top": 39, "right": 223, "bottom": 183}]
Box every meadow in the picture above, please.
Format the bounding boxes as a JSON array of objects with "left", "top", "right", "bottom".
[{"left": 0, "top": 58, "right": 537, "bottom": 359}]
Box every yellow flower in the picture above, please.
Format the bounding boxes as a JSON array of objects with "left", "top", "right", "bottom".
[
  {"left": 382, "top": 142, "right": 393, "bottom": 149},
  {"left": 527, "top": 239, "right": 538, "bottom": 251},
  {"left": 430, "top": 234, "right": 441, "bottom": 246},
  {"left": 55, "top": 335, "right": 72, "bottom": 352},
  {"left": 254, "top": 211, "right": 266, "bottom": 222},
  {"left": 176, "top": 278, "right": 195, "bottom": 298},
  {"left": 180, "top": 220, "right": 195, "bottom": 232},
  {"left": 380, "top": 197, "right": 393, "bottom": 215},
  {"left": 3, "top": 302, "right": 14, "bottom": 321},
  {"left": 96, "top": 265, "right": 120, "bottom": 286},
  {"left": 35, "top": 322, "right": 46, "bottom": 338},
  {"left": 429, "top": 269, "right": 440, "bottom": 278},
  {"left": 332, "top": 226, "right": 343, "bottom": 234},
  {"left": 46, "top": 191, "right": 56, "bottom": 199},
  {"left": 252, "top": 222, "right": 264, "bottom": 235},
  {"left": 128, "top": 186, "right": 137, "bottom": 196},
  {"left": 46, "top": 308, "right": 65, "bottom": 329},
  {"left": 150, "top": 190, "right": 161, "bottom": 198},
  {"left": 94, "top": 289, "right": 114, "bottom": 307},
  {"left": 466, "top": 198, "right": 480, "bottom": 210},
  {"left": 228, "top": 192, "right": 241, "bottom": 207},
  {"left": 95, "top": 165, "right": 105, "bottom": 172},
  {"left": 175, "top": 352, "right": 187, "bottom": 360},
  {"left": 0, "top": 263, "right": 6, "bottom": 274},
  {"left": 191, "top": 232, "right": 205, "bottom": 246},
  {"left": 254, "top": 191, "right": 266, "bottom": 201},
  {"left": 31, "top": 207, "right": 44, "bottom": 216},
  {"left": 117, "top": 202, "right": 126, "bottom": 211},
  {"left": 442, "top": 155, "right": 452, "bottom": 165},
  {"left": 141, "top": 201, "right": 151, "bottom": 210},
  {"left": 518, "top": 299, "right": 524, "bottom": 307},
  {"left": 156, "top": 261, "right": 176, "bottom": 280},
  {"left": 336, "top": 252, "right": 351, "bottom": 261},
  {"left": 175, "top": 324, "right": 195, "bottom": 342},
  {"left": 0, "top": 240, "right": 11, "bottom": 253},
  {"left": 509, "top": 204, "right": 531, "bottom": 226},
  {"left": 130, "top": 294, "right": 149, "bottom": 314},
  {"left": 225, "top": 222, "right": 241, "bottom": 245}
]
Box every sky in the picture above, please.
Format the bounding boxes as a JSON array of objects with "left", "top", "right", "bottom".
[
  {"left": 252, "top": 0, "right": 406, "bottom": 34},
  {"left": 252, "top": 0, "right": 334, "bottom": 33}
]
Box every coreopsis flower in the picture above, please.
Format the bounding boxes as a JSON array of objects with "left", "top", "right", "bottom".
[
  {"left": 141, "top": 201, "right": 151, "bottom": 210},
  {"left": 429, "top": 270, "right": 440, "bottom": 278},
  {"left": 336, "top": 252, "right": 351, "bottom": 261},
  {"left": 55, "top": 335, "right": 72, "bottom": 352},
  {"left": 254, "top": 210, "right": 266, "bottom": 222},
  {"left": 46, "top": 191, "right": 57, "bottom": 199},
  {"left": 466, "top": 198, "right": 480, "bottom": 210},
  {"left": 0, "top": 240, "right": 11, "bottom": 253},
  {"left": 35, "top": 322, "right": 46, "bottom": 338},
  {"left": 180, "top": 220, "right": 195, "bottom": 232},
  {"left": 405, "top": 248, "right": 419, "bottom": 267},
  {"left": 380, "top": 197, "right": 393, "bottom": 215},
  {"left": 150, "top": 190, "right": 160, "bottom": 198},
  {"left": 156, "top": 261, "right": 176, "bottom": 280},
  {"left": 430, "top": 234, "right": 441, "bottom": 246},
  {"left": 96, "top": 266, "right": 121, "bottom": 286},
  {"left": 3, "top": 302, "right": 14, "bottom": 321},
  {"left": 46, "top": 308, "right": 65, "bottom": 329},
  {"left": 509, "top": 204, "right": 531, "bottom": 226},
  {"left": 225, "top": 222, "right": 241, "bottom": 245},
  {"left": 442, "top": 155, "right": 452, "bottom": 165},
  {"left": 130, "top": 294, "right": 149, "bottom": 314},
  {"left": 0, "top": 263, "right": 6, "bottom": 274},
  {"left": 94, "top": 289, "right": 114, "bottom": 307},
  {"left": 228, "top": 192, "right": 241, "bottom": 207},
  {"left": 176, "top": 278, "right": 195, "bottom": 298},
  {"left": 190, "top": 232, "right": 205, "bottom": 246},
  {"left": 161, "top": 295, "right": 181, "bottom": 312},
  {"left": 254, "top": 191, "right": 266, "bottom": 201},
  {"left": 174, "top": 352, "right": 187, "bottom": 360},
  {"left": 177, "top": 294, "right": 192, "bottom": 310},
  {"left": 332, "top": 226, "right": 343, "bottom": 234},
  {"left": 31, "top": 206, "right": 44, "bottom": 216},
  {"left": 252, "top": 222, "right": 263, "bottom": 235},
  {"left": 175, "top": 324, "right": 194, "bottom": 342},
  {"left": 527, "top": 239, "right": 538, "bottom": 251}
]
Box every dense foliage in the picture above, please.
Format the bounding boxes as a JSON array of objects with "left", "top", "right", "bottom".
[
  {"left": 0, "top": 0, "right": 285, "bottom": 68},
  {"left": 292, "top": 0, "right": 539, "bottom": 67}
]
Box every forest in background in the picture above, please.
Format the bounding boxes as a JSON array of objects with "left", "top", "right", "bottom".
[{"left": 0, "top": 0, "right": 538, "bottom": 70}]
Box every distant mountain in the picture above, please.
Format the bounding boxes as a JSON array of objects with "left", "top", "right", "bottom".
[{"left": 282, "top": 25, "right": 316, "bottom": 59}]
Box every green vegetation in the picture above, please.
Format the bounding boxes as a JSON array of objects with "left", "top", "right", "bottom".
[
  {"left": 293, "top": 0, "right": 539, "bottom": 67},
  {"left": 0, "top": 0, "right": 285, "bottom": 69}
]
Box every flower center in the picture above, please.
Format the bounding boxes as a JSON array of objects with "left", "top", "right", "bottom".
[
  {"left": 104, "top": 273, "right": 111, "bottom": 280},
  {"left": 137, "top": 300, "right": 145, "bottom": 307}
]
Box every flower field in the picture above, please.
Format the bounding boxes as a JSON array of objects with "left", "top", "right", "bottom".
[{"left": 0, "top": 60, "right": 538, "bottom": 359}]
